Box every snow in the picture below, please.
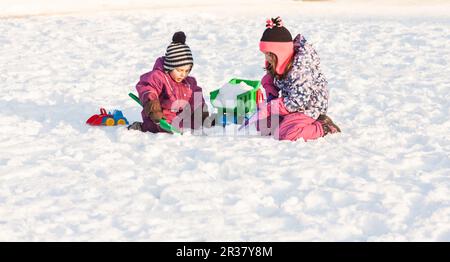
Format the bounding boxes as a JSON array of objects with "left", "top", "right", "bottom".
[
  {"left": 2, "top": 0, "right": 450, "bottom": 18},
  {"left": 0, "top": 0, "right": 287, "bottom": 18},
  {"left": 211, "top": 82, "right": 254, "bottom": 109},
  {"left": 0, "top": 1, "right": 450, "bottom": 241}
]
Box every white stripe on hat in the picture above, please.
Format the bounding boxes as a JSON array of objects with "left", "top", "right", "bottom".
[
  {"left": 165, "top": 55, "right": 194, "bottom": 62},
  {"left": 166, "top": 49, "right": 192, "bottom": 56},
  {"left": 166, "top": 45, "right": 191, "bottom": 52}
]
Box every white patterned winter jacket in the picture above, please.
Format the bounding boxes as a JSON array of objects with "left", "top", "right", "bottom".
[{"left": 274, "top": 34, "right": 329, "bottom": 120}]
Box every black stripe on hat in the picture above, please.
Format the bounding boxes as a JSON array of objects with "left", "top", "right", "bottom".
[
  {"left": 165, "top": 57, "right": 193, "bottom": 64},
  {"left": 166, "top": 49, "right": 192, "bottom": 57},
  {"left": 165, "top": 54, "right": 192, "bottom": 61},
  {"left": 164, "top": 56, "right": 194, "bottom": 64},
  {"left": 165, "top": 53, "right": 192, "bottom": 60},
  {"left": 165, "top": 54, "right": 193, "bottom": 62},
  {"left": 163, "top": 61, "right": 193, "bottom": 71},
  {"left": 166, "top": 48, "right": 191, "bottom": 55},
  {"left": 166, "top": 45, "right": 191, "bottom": 52},
  {"left": 165, "top": 60, "right": 194, "bottom": 67}
]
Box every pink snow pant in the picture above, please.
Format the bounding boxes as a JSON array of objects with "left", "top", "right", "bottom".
[{"left": 258, "top": 112, "right": 324, "bottom": 141}]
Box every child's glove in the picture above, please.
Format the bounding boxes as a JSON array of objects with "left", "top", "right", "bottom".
[{"left": 144, "top": 100, "right": 164, "bottom": 123}]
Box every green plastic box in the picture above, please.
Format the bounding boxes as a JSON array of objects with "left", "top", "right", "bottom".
[{"left": 210, "top": 78, "right": 263, "bottom": 124}]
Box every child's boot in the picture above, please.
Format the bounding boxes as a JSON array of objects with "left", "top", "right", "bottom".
[
  {"left": 317, "top": 114, "right": 341, "bottom": 136},
  {"left": 127, "top": 121, "right": 143, "bottom": 131}
]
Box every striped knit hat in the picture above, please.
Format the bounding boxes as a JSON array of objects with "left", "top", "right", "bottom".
[{"left": 164, "top": 31, "right": 194, "bottom": 72}]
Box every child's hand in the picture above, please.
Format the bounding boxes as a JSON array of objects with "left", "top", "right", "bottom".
[
  {"left": 149, "top": 111, "right": 163, "bottom": 123},
  {"left": 144, "top": 100, "right": 164, "bottom": 123}
]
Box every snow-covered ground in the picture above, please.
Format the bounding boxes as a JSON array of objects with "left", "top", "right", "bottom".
[{"left": 0, "top": 1, "right": 449, "bottom": 241}]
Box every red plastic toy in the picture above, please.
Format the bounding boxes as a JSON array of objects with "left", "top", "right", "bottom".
[{"left": 86, "top": 108, "right": 129, "bottom": 126}]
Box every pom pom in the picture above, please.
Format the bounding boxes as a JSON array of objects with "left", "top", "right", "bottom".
[
  {"left": 172, "top": 31, "right": 186, "bottom": 44},
  {"left": 274, "top": 16, "right": 283, "bottom": 27},
  {"left": 266, "top": 16, "right": 283, "bottom": 29},
  {"left": 266, "top": 19, "right": 274, "bottom": 29}
]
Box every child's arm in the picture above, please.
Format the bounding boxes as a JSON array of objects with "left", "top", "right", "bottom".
[
  {"left": 135, "top": 72, "right": 164, "bottom": 106},
  {"left": 283, "top": 91, "right": 308, "bottom": 113},
  {"left": 136, "top": 72, "right": 165, "bottom": 122},
  {"left": 283, "top": 36, "right": 328, "bottom": 115},
  {"left": 261, "top": 73, "right": 279, "bottom": 102}
]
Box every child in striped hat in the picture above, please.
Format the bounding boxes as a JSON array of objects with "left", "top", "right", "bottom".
[
  {"left": 163, "top": 32, "right": 195, "bottom": 83},
  {"left": 129, "top": 32, "right": 215, "bottom": 133}
]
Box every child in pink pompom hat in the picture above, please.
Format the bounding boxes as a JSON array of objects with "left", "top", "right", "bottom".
[{"left": 257, "top": 17, "right": 341, "bottom": 141}]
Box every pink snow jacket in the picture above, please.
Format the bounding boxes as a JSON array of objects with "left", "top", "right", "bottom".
[{"left": 135, "top": 57, "right": 207, "bottom": 128}]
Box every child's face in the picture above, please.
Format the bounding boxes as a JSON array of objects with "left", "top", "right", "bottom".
[
  {"left": 169, "top": 65, "right": 192, "bottom": 83},
  {"left": 264, "top": 52, "right": 277, "bottom": 67}
]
